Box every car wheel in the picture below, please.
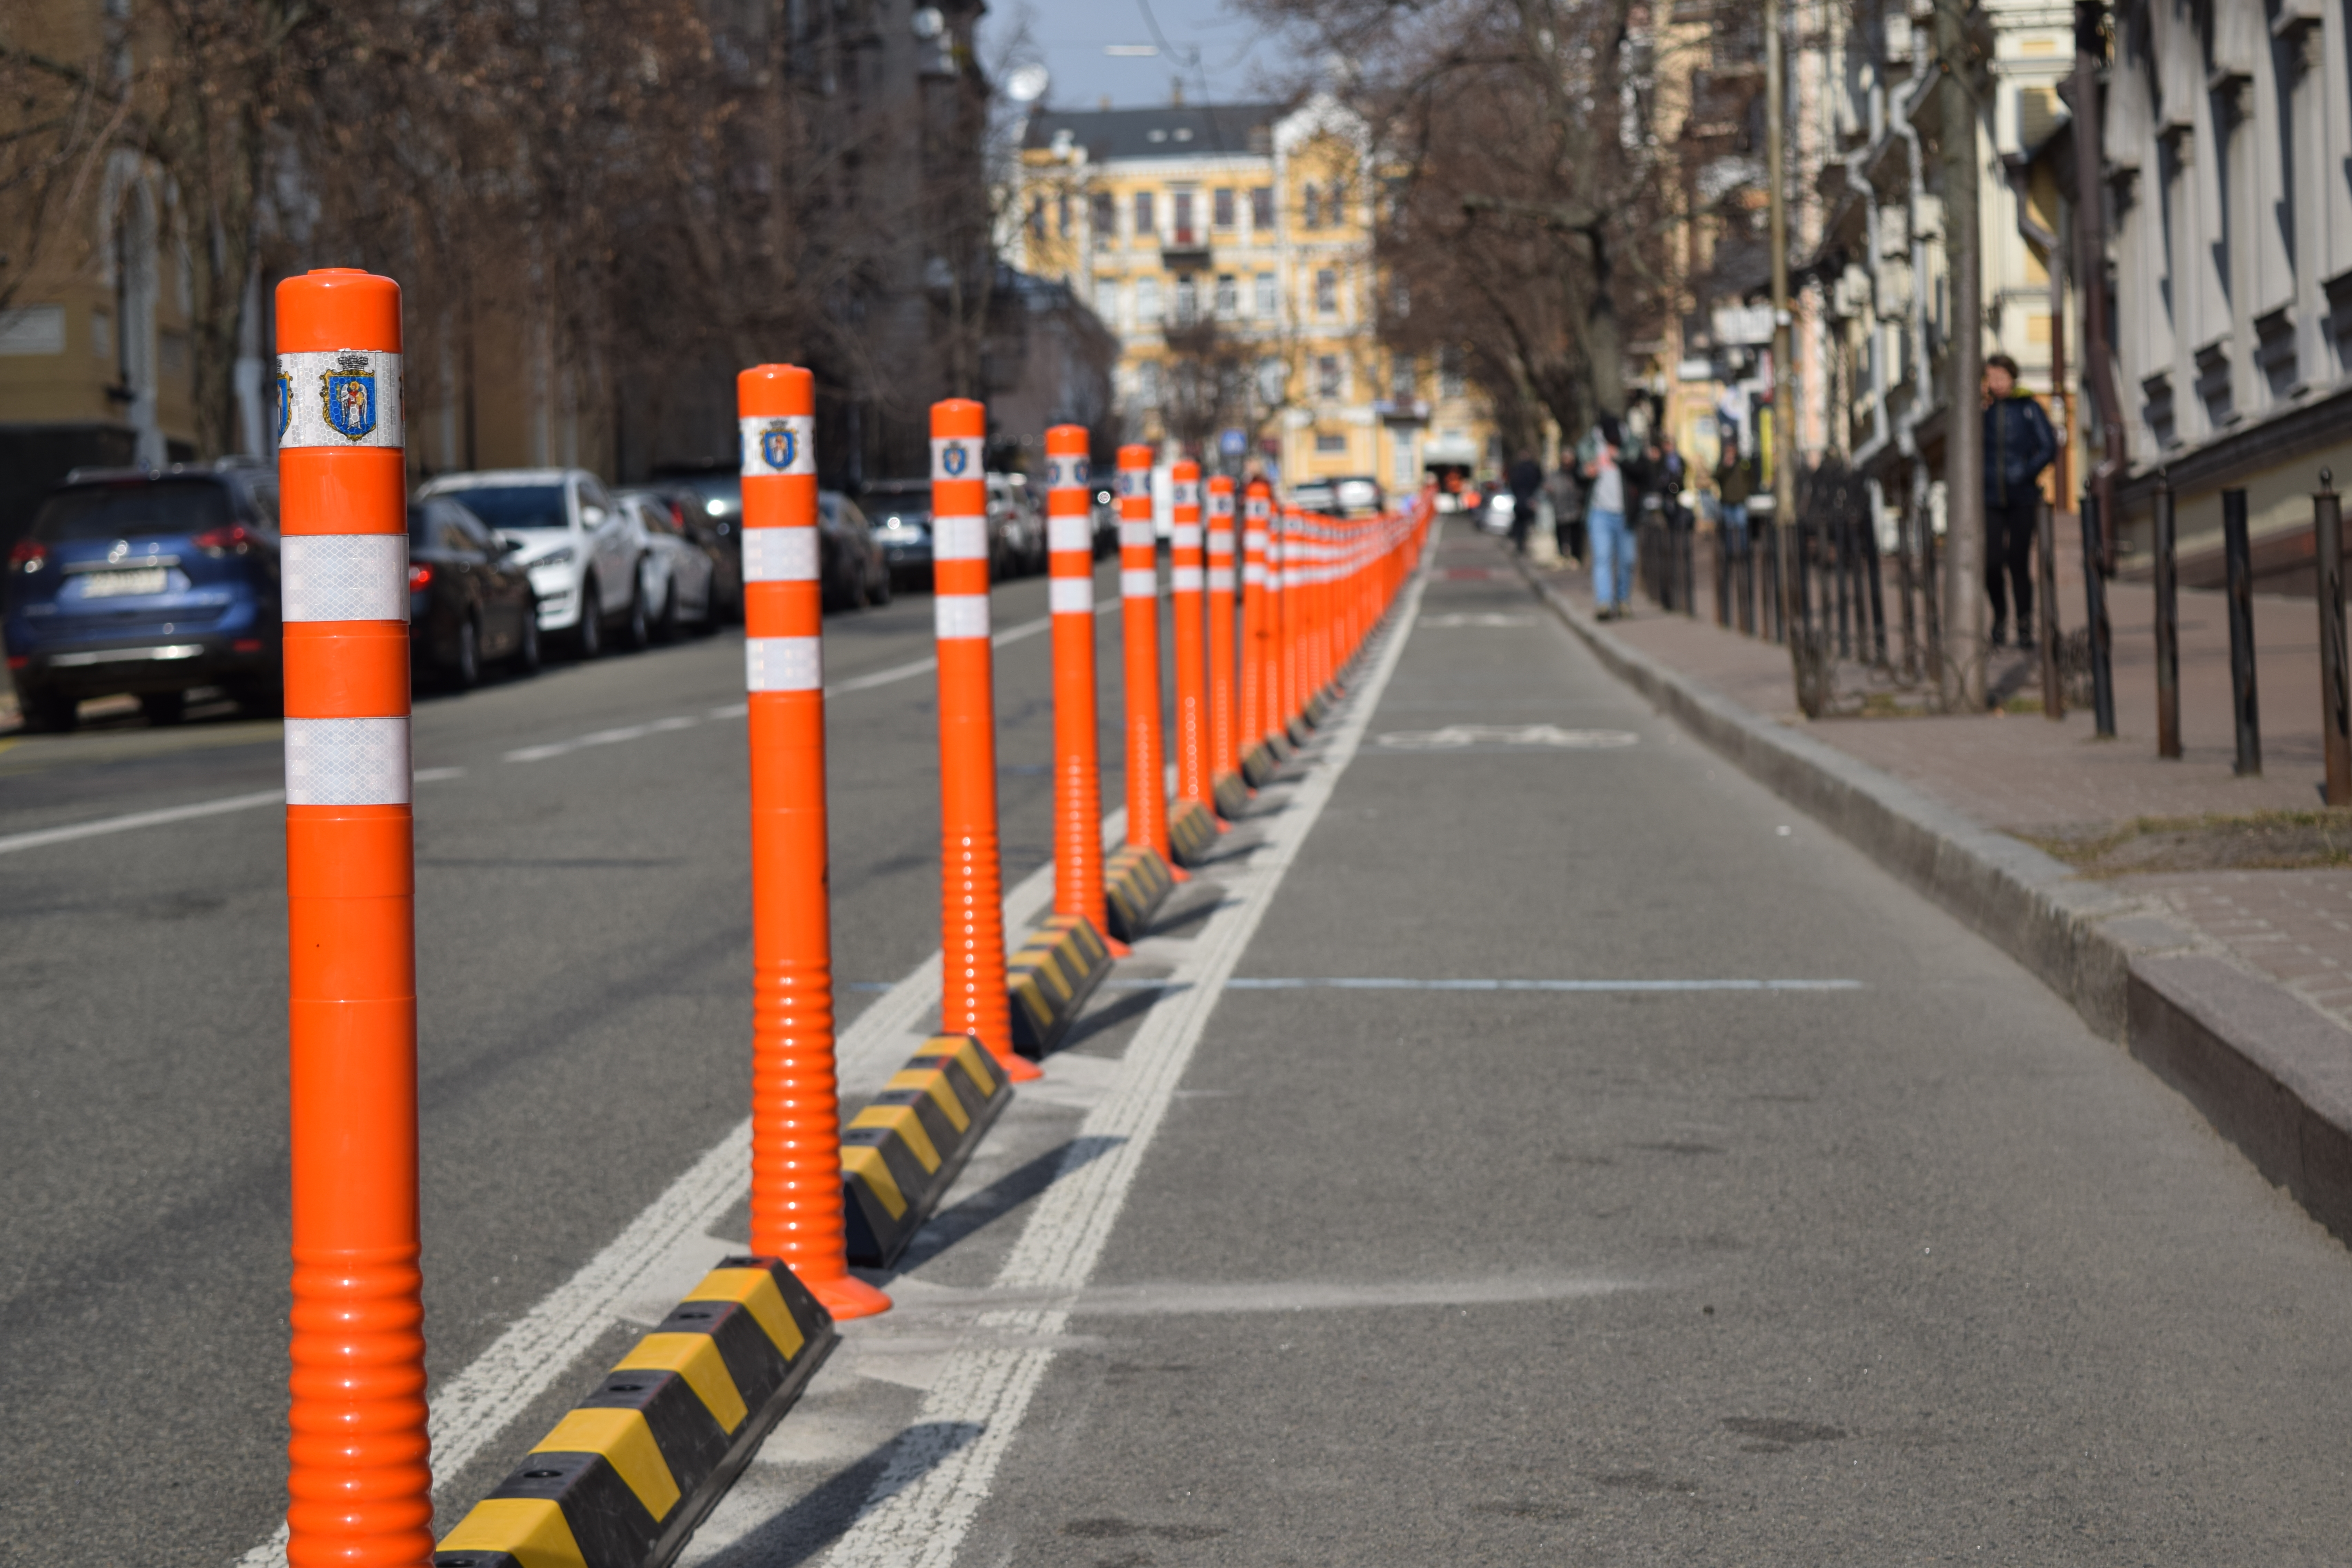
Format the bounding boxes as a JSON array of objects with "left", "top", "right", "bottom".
[
  {"left": 453, "top": 615, "right": 482, "bottom": 690},
  {"left": 18, "top": 686, "right": 78, "bottom": 733},
  {"left": 513, "top": 603, "right": 542, "bottom": 673},
  {"left": 654, "top": 581, "right": 680, "bottom": 642},
  {"left": 576, "top": 578, "right": 604, "bottom": 658},
  {"left": 622, "top": 564, "right": 652, "bottom": 650},
  {"left": 140, "top": 690, "right": 187, "bottom": 726}
]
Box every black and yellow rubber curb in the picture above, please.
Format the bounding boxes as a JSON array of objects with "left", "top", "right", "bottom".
[
  {"left": 1240, "top": 741, "right": 1278, "bottom": 788},
  {"left": 1167, "top": 797, "right": 1220, "bottom": 868},
  {"left": 1007, "top": 914, "right": 1114, "bottom": 1057},
  {"left": 433, "top": 1257, "right": 835, "bottom": 1568},
  {"left": 1286, "top": 713, "right": 1314, "bottom": 746},
  {"left": 1212, "top": 771, "right": 1250, "bottom": 821},
  {"left": 1103, "top": 842, "right": 1176, "bottom": 943},
  {"left": 841, "top": 1033, "right": 1013, "bottom": 1267}
]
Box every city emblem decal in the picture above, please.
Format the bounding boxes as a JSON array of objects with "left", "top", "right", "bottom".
[
  {"left": 319, "top": 352, "right": 377, "bottom": 442},
  {"left": 275, "top": 370, "right": 292, "bottom": 443},
  {"left": 760, "top": 421, "right": 797, "bottom": 472},
  {"left": 942, "top": 443, "right": 969, "bottom": 477}
]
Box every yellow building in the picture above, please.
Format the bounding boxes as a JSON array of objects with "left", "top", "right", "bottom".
[{"left": 1009, "top": 91, "right": 1491, "bottom": 492}]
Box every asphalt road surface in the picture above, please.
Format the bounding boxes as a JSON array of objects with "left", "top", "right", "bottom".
[{"left": 8, "top": 525, "right": 2350, "bottom": 1566}]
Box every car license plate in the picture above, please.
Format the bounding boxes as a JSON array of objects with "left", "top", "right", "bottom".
[{"left": 81, "top": 568, "right": 169, "bottom": 597}]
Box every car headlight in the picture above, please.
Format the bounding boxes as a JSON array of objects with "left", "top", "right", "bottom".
[{"left": 532, "top": 548, "right": 576, "bottom": 567}]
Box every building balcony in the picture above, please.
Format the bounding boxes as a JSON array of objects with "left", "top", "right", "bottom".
[{"left": 1158, "top": 230, "right": 1212, "bottom": 271}]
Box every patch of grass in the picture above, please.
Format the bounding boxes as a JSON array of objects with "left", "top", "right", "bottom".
[{"left": 2020, "top": 809, "right": 2352, "bottom": 877}]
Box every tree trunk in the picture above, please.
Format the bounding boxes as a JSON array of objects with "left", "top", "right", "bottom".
[{"left": 1938, "top": 0, "right": 1987, "bottom": 710}]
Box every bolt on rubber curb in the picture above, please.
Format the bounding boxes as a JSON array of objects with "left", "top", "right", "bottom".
[
  {"left": 432, "top": 1258, "right": 837, "bottom": 1568},
  {"left": 842, "top": 1034, "right": 1016, "bottom": 1265},
  {"left": 1103, "top": 842, "right": 1178, "bottom": 944},
  {"left": 1007, "top": 914, "right": 1116, "bottom": 1058}
]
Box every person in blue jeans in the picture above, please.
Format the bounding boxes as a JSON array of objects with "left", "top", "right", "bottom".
[{"left": 1581, "top": 415, "right": 1631, "bottom": 618}]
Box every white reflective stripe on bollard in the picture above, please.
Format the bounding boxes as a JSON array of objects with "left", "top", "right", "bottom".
[
  {"left": 1048, "top": 514, "right": 1092, "bottom": 553},
  {"left": 1049, "top": 577, "right": 1094, "bottom": 613},
  {"left": 1209, "top": 566, "right": 1235, "bottom": 592},
  {"left": 1244, "top": 530, "right": 1267, "bottom": 551},
  {"left": 277, "top": 350, "right": 406, "bottom": 449},
  {"left": 1172, "top": 566, "right": 1204, "bottom": 592},
  {"left": 1121, "top": 568, "right": 1159, "bottom": 599},
  {"left": 935, "top": 593, "right": 992, "bottom": 639},
  {"left": 281, "top": 535, "right": 410, "bottom": 622},
  {"left": 1120, "top": 521, "right": 1156, "bottom": 549},
  {"left": 1171, "top": 525, "right": 1202, "bottom": 549},
  {"left": 1243, "top": 563, "right": 1266, "bottom": 584},
  {"left": 932, "top": 515, "right": 990, "bottom": 560},
  {"left": 745, "top": 636, "right": 823, "bottom": 691},
  {"left": 284, "top": 717, "right": 412, "bottom": 806},
  {"left": 742, "top": 526, "right": 820, "bottom": 582}
]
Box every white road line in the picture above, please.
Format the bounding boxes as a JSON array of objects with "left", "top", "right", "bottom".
[
  {"left": 503, "top": 714, "right": 700, "bottom": 763},
  {"left": 0, "top": 788, "right": 285, "bottom": 857},
  {"left": 1221, "top": 977, "right": 1866, "bottom": 992},
  {"left": 816, "top": 530, "right": 1434, "bottom": 1568}
]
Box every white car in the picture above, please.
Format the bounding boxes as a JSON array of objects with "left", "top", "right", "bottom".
[
  {"left": 416, "top": 468, "right": 650, "bottom": 656},
  {"left": 615, "top": 490, "right": 717, "bottom": 637}
]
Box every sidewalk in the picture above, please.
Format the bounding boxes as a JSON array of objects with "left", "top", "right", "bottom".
[{"left": 1530, "top": 542, "right": 2352, "bottom": 1246}]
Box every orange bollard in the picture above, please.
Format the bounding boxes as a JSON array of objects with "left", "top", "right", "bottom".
[
  {"left": 932, "top": 400, "right": 1042, "bottom": 1083},
  {"left": 1278, "top": 503, "right": 1303, "bottom": 738},
  {"left": 1045, "top": 424, "right": 1122, "bottom": 953},
  {"left": 1205, "top": 475, "right": 1239, "bottom": 795},
  {"left": 1118, "top": 443, "right": 1176, "bottom": 868},
  {"left": 1263, "top": 499, "right": 1288, "bottom": 749},
  {"left": 1240, "top": 479, "right": 1272, "bottom": 766},
  {"left": 276, "top": 268, "right": 432, "bottom": 1568},
  {"left": 739, "top": 365, "right": 891, "bottom": 1322},
  {"left": 1169, "top": 458, "right": 1212, "bottom": 814}
]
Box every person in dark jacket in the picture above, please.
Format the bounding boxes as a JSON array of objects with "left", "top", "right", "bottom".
[
  {"left": 1982, "top": 352, "right": 2058, "bottom": 649},
  {"left": 1506, "top": 453, "right": 1543, "bottom": 553}
]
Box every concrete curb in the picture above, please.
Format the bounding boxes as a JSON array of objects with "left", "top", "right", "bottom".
[{"left": 1521, "top": 568, "right": 2352, "bottom": 1249}]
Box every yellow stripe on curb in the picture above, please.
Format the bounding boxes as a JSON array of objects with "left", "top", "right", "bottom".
[
  {"left": 849, "top": 1103, "right": 941, "bottom": 1172},
  {"left": 688, "top": 1267, "right": 809, "bottom": 1361},
  {"left": 889, "top": 1066, "right": 972, "bottom": 1133},
  {"left": 615, "top": 1333, "right": 748, "bottom": 1433},
  {"left": 437, "top": 1497, "right": 590, "bottom": 1568},
  {"left": 842, "top": 1143, "right": 909, "bottom": 1218},
  {"left": 532, "top": 1407, "right": 681, "bottom": 1523}
]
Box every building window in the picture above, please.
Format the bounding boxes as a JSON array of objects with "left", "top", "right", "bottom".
[
  {"left": 1214, "top": 187, "right": 1235, "bottom": 227},
  {"left": 1138, "top": 360, "right": 1163, "bottom": 407},
  {"left": 1315, "top": 432, "right": 1348, "bottom": 454},
  {"left": 1095, "top": 277, "right": 1118, "bottom": 325},
  {"left": 1439, "top": 345, "right": 1465, "bottom": 398},
  {"left": 1092, "top": 192, "right": 1115, "bottom": 249},
  {"left": 1257, "top": 356, "right": 1287, "bottom": 405},
  {"left": 1254, "top": 272, "right": 1277, "bottom": 318},
  {"left": 1390, "top": 283, "right": 1410, "bottom": 321},
  {"left": 1215, "top": 274, "right": 1238, "bottom": 316},
  {"left": 1173, "top": 191, "right": 1195, "bottom": 245},
  {"left": 1390, "top": 355, "right": 1416, "bottom": 400},
  {"left": 1315, "top": 268, "right": 1338, "bottom": 316},
  {"left": 1028, "top": 195, "right": 1046, "bottom": 239},
  {"left": 1175, "top": 275, "right": 1198, "bottom": 326},
  {"left": 1250, "top": 186, "right": 1274, "bottom": 230},
  {"left": 1057, "top": 193, "right": 1071, "bottom": 237},
  {"left": 1134, "top": 189, "right": 1156, "bottom": 239},
  {"left": 1317, "top": 354, "right": 1341, "bottom": 397},
  {"left": 1392, "top": 430, "right": 1417, "bottom": 485},
  {"left": 1302, "top": 182, "right": 1322, "bottom": 229},
  {"left": 1137, "top": 274, "right": 1162, "bottom": 324}
]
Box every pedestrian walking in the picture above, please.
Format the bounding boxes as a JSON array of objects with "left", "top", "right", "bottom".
[
  {"left": 1981, "top": 352, "right": 2057, "bottom": 650},
  {"left": 1582, "top": 416, "right": 1632, "bottom": 619},
  {"left": 1506, "top": 451, "right": 1543, "bottom": 555},
  {"left": 1548, "top": 458, "right": 1583, "bottom": 565},
  {"left": 1717, "top": 439, "right": 1752, "bottom": 558}
]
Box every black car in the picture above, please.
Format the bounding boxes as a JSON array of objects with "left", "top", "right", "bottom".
[
  {"left": 5, "top": 462, "right": 283, "bottom": 730},
  {"left": 408, "top": 497, "right": 539, "bottom": 688},
  {"left": 648, "top": 469, "right": 746, "bottom": 621},
  {"left": 861, "top": 479, "right": 934, "bottom": 589}
]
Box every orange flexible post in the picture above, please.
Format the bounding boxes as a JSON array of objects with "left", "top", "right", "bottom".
[
  {"left": 1278, "top": 503, "right": 1302, "bottom": 733},
  {"left": 1262, "top": 498, "right": 1287, "bottom": 746},
  {"left": 1240, "top": 480, "right": 1271, "bottom": 756},
  {"left": 1044, "top": 425, "right": 1120, "bottom": 951},
  {"left": 739, "top": 365, "right": 892, "bottom": 1322},
  {"left": 1169, "top": 459, "right": 1212, "bottom": 814},
  {"left": 932, "top": 400, "right": 1040, "bottom": 1082},
  {"left": 1205, "top": 475, "right": 1239, "bottom": 788},
  {"left": 1117, "top": 443, "right": 1174, "bottom": 864},
  {"left": 276, "top": 269, "right": 432, "bottom": 1568}
]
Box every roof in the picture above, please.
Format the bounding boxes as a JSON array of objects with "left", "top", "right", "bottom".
[{"left": 1022, "top": 101, "right": 1289, "bottom": 163}]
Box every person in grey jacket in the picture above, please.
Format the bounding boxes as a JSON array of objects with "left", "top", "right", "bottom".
[{"left": 1982, "top": 352, "right": 2058, "bottom": 650}]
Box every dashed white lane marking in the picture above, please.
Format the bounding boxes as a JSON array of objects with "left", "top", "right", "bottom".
[
  {"left": 1374, "top": 723, "right": 1638, "bottom": 750},
  {"left": 813, "top": 529, "right": 1436, "bottom": 1568},
  {"left": 0, "top": 768, "right": 467, "bottom": 858}
]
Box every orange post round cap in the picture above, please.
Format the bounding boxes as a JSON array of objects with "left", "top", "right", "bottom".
[
  {"left": 1208, "top": 474, "right": 1234, "bottom": 492},
  {"left": 932, "top": 399, "right": 985, "bottom": 438},
  {"left": 1172, "top": 459, "right": 1200, "bottom": 481},
  {"left": 1118, "top": 443, "right": 1155, "bottom": 470},
  {"left": 1045, "top": 424, "right": 1089, "bottom": 456},
  {"left": 276, "top": 270, "right": 401, "bottom": 354},
  {"left": 740, "top": 365, "right": 813, "bottom": 417}
]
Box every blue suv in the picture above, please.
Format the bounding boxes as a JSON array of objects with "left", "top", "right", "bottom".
[{"left": 5, "top": 462, "right": 284, "bottom": 731}]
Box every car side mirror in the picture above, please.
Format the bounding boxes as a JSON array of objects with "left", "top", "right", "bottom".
[
  {"left": 497, "top": 534, "right": 524, "bottom": 554},
  {"left": 581, "top": 506, "right": 607, "bottom": 527}
]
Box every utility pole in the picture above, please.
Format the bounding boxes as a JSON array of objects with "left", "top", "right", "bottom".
[
  {"left": 1765, "top": 0, "right": 1804, "bottom": 709},
  {"left": 1938, "top": 0, "right": 1987, "bottom": 709}
]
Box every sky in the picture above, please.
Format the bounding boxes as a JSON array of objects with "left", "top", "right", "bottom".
[{"left": 977, "top": 0, "right": 1295, "bottom": 112}]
